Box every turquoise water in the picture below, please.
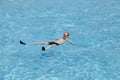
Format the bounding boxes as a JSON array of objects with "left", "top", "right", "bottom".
[{"left": 0, "top": 0, "right": 120, "bottom": 80}]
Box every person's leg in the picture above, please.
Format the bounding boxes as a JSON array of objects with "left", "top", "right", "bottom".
[
  {"left": 42, "top": 44, "right": 56, "bottom": 51},
  {"left": 29, "top": 42, "right": 49, "bottom": 45}
]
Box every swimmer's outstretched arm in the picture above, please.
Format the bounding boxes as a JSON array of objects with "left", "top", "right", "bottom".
[
  {"left": 67, "top": 39, "right": 80, "bottom": 47},
  {"left": 67, "top": 40, "right": 80, "bottom": 46},
  {"left": 67, "top": 39, "right": 75, "bottom": 45}
]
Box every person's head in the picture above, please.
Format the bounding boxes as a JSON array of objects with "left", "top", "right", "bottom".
[{"left": 63, "top": 32, "right": 69, "bottom": 39}]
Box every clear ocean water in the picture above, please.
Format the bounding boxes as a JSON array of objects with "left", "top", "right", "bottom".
[{"left": 0, "top": 0, "right": 120, "bottom": 80}]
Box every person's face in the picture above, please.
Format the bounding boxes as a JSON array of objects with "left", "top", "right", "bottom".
[{"left": 63, "top": 32, "right": 69, "bottom": 39}]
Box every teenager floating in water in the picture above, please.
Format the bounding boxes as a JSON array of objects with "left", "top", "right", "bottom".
[{"left": 20, "top": 32, "right": 75, "bottom": 51}]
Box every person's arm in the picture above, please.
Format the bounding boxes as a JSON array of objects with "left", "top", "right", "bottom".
[
  {"left": 67, "top": 39, "right": 75, "bottom": 45},
  {"left": 67, "top": 39, "right": 81, "bottom": 47}
]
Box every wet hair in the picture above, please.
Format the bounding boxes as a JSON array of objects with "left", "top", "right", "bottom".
[{"left": 64, "top": 32, "right": 69, "bottom": 36}]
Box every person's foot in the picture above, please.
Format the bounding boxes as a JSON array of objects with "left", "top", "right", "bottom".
[
  {"left": 42, "top": 47, "right": 45, "bottom": 51},
  {"left": 20, "top": 41, "right": 26, "bottom": 45}
]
